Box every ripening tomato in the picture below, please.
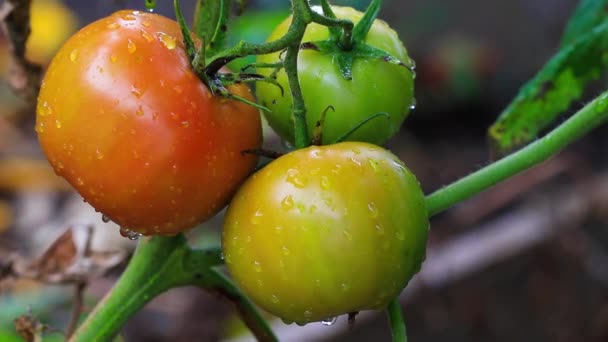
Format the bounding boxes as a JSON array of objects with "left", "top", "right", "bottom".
[
  {"left": 36, "top": 10, "right": 262, "bottom": 235},
  {"left": 256, "top": 6, "right": 415, "bottom": 146},
  {"left": 222, "top": 142, "right": 428, "bottom": 324}
]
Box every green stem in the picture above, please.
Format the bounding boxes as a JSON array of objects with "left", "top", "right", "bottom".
[
  {"left": 69, "top": 236, "right": 275, "bottom": 341},
  {"left": 386, "top": 299, "right": 407, "bottom": 342},
  {"left": 426, "top": 92, "right": 608, "bottom": 217}
]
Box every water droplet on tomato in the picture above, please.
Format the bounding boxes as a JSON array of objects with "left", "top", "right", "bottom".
[
  {"left": 157, "top": 32, "right": 177, "bottom": 50},
  {"left": 119, "top": 226, "right": 141, "bottom": 240},
  {"left": 121, "top": 14, "right": 136, "bottom": 21},
  {"left": 375, "top": 223, "right": 385, "bottom": 235},
  {"left": 281, "top": 246, "right": 290, "bottom": 256},
  {"left": 69, "top": 49, "right": 79, "bottom": 62},
  {"left": 131, "top": 86, "right": 142, "bottom": 98},
  {"left": 250, "top": 210, "right": 263, "bottom": 224},
  {"left": 76, "top": 177, "right": 84, "bottom": 186},
  {"left": 106, "top": 22, "right": 119, "bottom": 29},
  {"left": 110, "top": 54, "right": 118, "bottom": 63},
  {"left": 368, "top": 202, "right": 378, "bottom": 218},
  {"left": 281, "top": 195, "right": 294, "bottom": 210},
  {"left": 286, "top": 168, "right": 306, "bottom": 188},
  {"left": 320, "top": 176, "right": 331, "bottom": 190},
  {"left": 95, "top": 149, "right": 104, "bottom": 160},
  {"left": 142, "top": 20, "right": 151, "bottom": 27},
  {"left": 321, "top": 317, "right": 337, "bottom": 326},
  {"left": 102, "top": 214, "right": 111, "bottom": 223},
  {"left": 341, "top": 283, "right": 350, "bottom": 292},
  {"left": 395, "top": 230, "right": 405, "bottom": 241},
  {"left": 140, "top": 29, "right": 154, "bottom": 42},
  {"left": 253, "top": 260, "right": 262, "bottom": 272},
  {"left": 39, "top": 101, "right": 53, "bottom": 116},
  {"left": 34, "top": 122, "right": 45, "bottom": 133},
  {"left": 135, "top": 106, "right": 144, "bottom": 116},
  {"left": 343, "top": 229, "right": 353, "bottom": 241},
  {"left": 303, "top": 310, "right": 313, "bottom": 319},
  {"left": 270, "top": 295, "right": 280, "bottom": 304},
  {"left": 181, "top": 121, "right": 190, "bottom": 128},
  {"left": 173, "top": 85, "right": 183, "bottom": 93},
  {"left": 54, "top": 119, "right": 62, "bottom": 129},
  {"left": 127, "top": 39, "right": 137, "bottom": 54}
]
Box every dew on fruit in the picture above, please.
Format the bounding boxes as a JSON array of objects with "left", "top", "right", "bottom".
[
  {"left": 157, "top": 32, "right": 177, "bottom": 50},
  {"left": 375, "top": 223, "right": 385, "bottom": 235},
  {"left": 253, "top": 260, "right": 262, "bottom": 272},
  {"left": 173, "top": 85, "right": 183, "bottom": 93},
  {"left": 181, "top": 121, "right": 190, "bottom": 128},
  {"left": 39, "top": 101, "right": 53, "bottom": 116},
  {"left": 342, "top": 229, "right": 353, "bottom": 241},
  {"left": 270, "top": 294, "right": 280, "bottom": 304},
  {"left": 281, "top": 246, "right": 290, "bottom": 256},
  {"left": 95, "top": 149, "right": 104, "bottom": 160},
  {"left": 250, "top": 209, "right": 263, "bottom": 224},
  {"left": 286, "top": 169, "right": 306, "bottom": 188},
  {"left": 321, "top": 317, "right": 338, "bottom": 326},
  {"left": 142, "top": 20, "right": 151, "bottom": 27},
  {"left": 106, "top": 22, "right": 119, "bottom": 29},
  {"left": 367, "top": 158, "right": 380, "bottom": 172},
  {"left": 121, "top": 14, "right": 136, "bottom": 21},
  {"left": 55, "top": 119, "right": 62, "bottom": 129},
  {"left": 76, "top": 177, "right": 84, "bottom": 186},
  {"left": 69, "top": 49, "right": 79, "bottom": 62},
  {"left": 131, "top": 86, "right": 142, "bottom": 98},
  {"left": 119, "top": 227, "right": 141, "bottom": 240},
  {"left": 367, "top": 202, "right": 378, "bottom": 218},
  {"left": 320, "top": 175, "right": 331, "bottom": 190},
  {"left": 141, "top": 29, "right": 154, "bottom": 42},
  {"left": 127, "top": 39, "right": 137, "bottom": 54},
  {"left": 35, "top": 122, "right": 44, "bottom": 133},
  {"left": 303, "top": 310, "right": 313, "bottom": 319},
  {"left": 110, "top": 54, "right": 118, "bottom": 63},
  {"left": 102, "top": 214, "right": 111, "bottom": 223},
  {"left": 395, "top": 230, "right": 405, "bottom": 241},
  {"left": 281, "top": 195, "right": 294, "bottom": 210},
  {"left": 341, "top": 283, "right": 350, "bottom": 292}
]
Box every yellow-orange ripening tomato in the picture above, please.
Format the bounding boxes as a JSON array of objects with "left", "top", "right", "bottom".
[
  {"left": 222, "top": 142, "right": 428, "bottom": 324},
  {"left": 36, "top": 10, "right": 262, "bottom": 236}
]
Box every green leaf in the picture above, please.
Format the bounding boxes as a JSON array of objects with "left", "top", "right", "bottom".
[
  {"left": 193, "top": 0, "right": 232, "bottom": 57},
  {"left": 488, "top": 21, "right": 608, "bottom": 156},
  {"left": 561, "top": 0, "right": 608, "bottom": 47}
]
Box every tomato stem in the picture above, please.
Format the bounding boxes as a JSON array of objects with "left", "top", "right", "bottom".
[
  {"left": 386, "top": 299, "right": 408, "bottom": 342},
  {"left": 69, "top": 235, "right": 276, "bottom": 341},
  {"left": 425, "top": 91, "right": 608, "bottom": 217}
]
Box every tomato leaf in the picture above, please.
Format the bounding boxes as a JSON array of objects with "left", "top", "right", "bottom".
[
  {"left": 193, "top": 0, "right": 231, "bottom": 57},
  {"left": 488, "top": 21, "right": 608, "bottom": 157},
  {"left": 561, "top": 0, "right": 608, "bottom": 47}
]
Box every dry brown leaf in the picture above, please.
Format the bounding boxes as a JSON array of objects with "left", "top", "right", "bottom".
[{"left": 0, "top": 157, "right": 70, "bottom": 192}]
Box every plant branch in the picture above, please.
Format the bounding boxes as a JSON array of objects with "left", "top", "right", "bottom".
[
  {"left": 386, "top": 299, "right": 407, "bottom": 342},
  {"left": 426, "top": 92, "right": 608, "bottom": 217}
]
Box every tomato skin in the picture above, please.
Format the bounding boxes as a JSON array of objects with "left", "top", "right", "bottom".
[
  {"left": 256, "top": 6, "right": 415, "bottom": 146},
  {"left": 222, "top": 142, "right": 428, "bottom": 324},
  {"left": 36, "top": 10, "right": 262, "bottom": 235}
]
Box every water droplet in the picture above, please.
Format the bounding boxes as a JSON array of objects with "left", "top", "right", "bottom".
[
  {"left": 95, "top": 149, "right": 104, "bottom": 160},
  {"left": 102, "top": 214, "right": 111, "bottom": 223},
  {"left": 367, "top": 158, "right": 379, "bottom": 172},
  {"left": 320, "top": 176, "right": 331, "bottom": 190},
  {"left": 281, "top": 246, "right": 290, "bottom": 256},
  {"left": 395, "top": 230, "right": 405, "bottom": 241},
  {"left": 55, "top": 119, "right": 62, "bottom": 129},
  {"left": 110, "top": 54, "right": 118, "bottom": 63},
  {"left": 136, "top": 106, "right": 144, "bottom": 116},
  {"left": 35, "top": 122, "right": 45, "bottom": 133},
  {"left": 119, "top": 226, "right": 142, "bottom": 240},
  {"left": 286, "top": 169, "right": 306, "bottom": 188},
  {"left": 69, "top": 49, "right": 79, "bottom": 62},
  {"left": 349, "top": 156, "right": 361, "bottom": 167},
  {"left": 375, "top": 223, "right": 385, "bottom": 235},
  {"left": 270, "top": 295, "right": 280, "bottom": 304},
  {"left": 341, "top": 283, "right": 350, "bottom": 292},
  {"left": 127, "top": 39, "right": 137, "bottom": 54},
  {"left": 343, "top": 229, "right": 353, "bottom": 241},
  {"left": 303, "top": 310, "right": 313, "bottom": 319},
  {"left": 321, "top": 317, "right": 337, "bottom": 326},
  {"left": 140, "top": 29, "right": 154, "bottom": 42},
  {"left": 281, "top": 195, "right": 294, "bottom": 210},
  {"left": 173, "top": 85, "right": 183, "bottom": 93},
  {"left": 352, "top": 147, "right": 361, "bottom": 154},
  {"left": 106, "top": 22, "right": 119, "bottom": 29},
  {"left": 152, "top": 112, "right": 159, "bottom": 120},
  {"left": 250, "top": 209, "right": 263, "bottom": 224},
  {"left": 253, "top": 260, "right": 262, "bottom": 272},
  {"left": 145, "top": 0, "right": 156, "bottom": 12},
  {"left": 368, "top": 202, "right": 378, "bottom": 218},
  {"left": 56, "top": 161, "right": 64, "bottom": 169},
  {"left": 76, "top": 177, "right": 84, "bottom": 186},
  {"left": 157, "top": 32, "right": 177, "bottom": 50},
  {"left": 409, "top": 98, "right": 417, "bottom": 111},
  {"left": 131, "top": 86, "right": 142, "bottom": 98},
  {"left": 121, "top": 14, "right": 136, "bottom": 21},
  {"left": 181, "top": 121, "right": 190, "bottom": 128},
  {"left": 39, "top": 101, "right": 53, "bottom": 116}
]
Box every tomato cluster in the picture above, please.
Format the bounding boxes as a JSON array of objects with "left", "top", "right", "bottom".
[{"left": 36, "top": 6, "right": 427, "bottom": 326}]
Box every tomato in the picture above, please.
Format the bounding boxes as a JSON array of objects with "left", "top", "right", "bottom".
[
  {"left": 36, "top": 10, "right": 262, "bottom": 236},
  {"left": 222, "top": 142, "right": 428, "bottom": 324},
  {"left": 256, "top": 6, "right": 415, "bottom": 146}
]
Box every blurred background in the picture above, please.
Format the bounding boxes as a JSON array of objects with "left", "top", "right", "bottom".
[{"left": 3, "top": 0, "right": 608, "bottom": 341}]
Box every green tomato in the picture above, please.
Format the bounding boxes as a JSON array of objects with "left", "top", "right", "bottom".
[
  {"left": 256, "top": 6, "right": 415, "bottom": 145},
  {"left": 222, "top": 142, "right": 428, "bottom": 324}
]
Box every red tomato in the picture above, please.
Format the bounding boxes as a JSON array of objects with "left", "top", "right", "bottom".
[{"left": 36, "top": 10, "right": 262, "bottom": 235}]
